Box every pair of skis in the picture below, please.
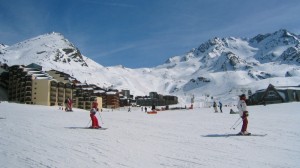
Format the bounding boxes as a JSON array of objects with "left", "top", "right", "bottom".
[{"left": 228, "top": 133, "right": 267, "bottom": 137}]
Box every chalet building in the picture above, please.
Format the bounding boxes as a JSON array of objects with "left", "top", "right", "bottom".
[
  {"left": 106, "top": 90, "right": 120, "bottom": 109},
  {"left": 248, "top": 84, "right": 300, "bottom": 105}
]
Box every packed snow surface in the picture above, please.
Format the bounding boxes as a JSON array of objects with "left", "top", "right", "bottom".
[{"left": 1, "top": 102, "right": 300, "bottom": 168}]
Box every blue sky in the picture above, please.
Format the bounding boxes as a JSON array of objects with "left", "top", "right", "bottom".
[{"left": 1, "top": 0, "right": 300, "bottom": 68}]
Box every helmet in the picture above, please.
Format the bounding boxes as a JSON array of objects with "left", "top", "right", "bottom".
[{"left": 240, "top": 94, "right": 246, "bottom": 98}]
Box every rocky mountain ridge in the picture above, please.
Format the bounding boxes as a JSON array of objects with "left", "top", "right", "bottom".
[{"left": 1, "top": 29, "right": 300, "bottom": 103}]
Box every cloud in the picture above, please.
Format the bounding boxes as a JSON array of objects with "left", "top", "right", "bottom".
[{"left": 95, "top": 44, "right": 137, "bottom": 58}]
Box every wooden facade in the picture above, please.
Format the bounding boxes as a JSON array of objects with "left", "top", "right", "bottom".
[{"left": 248, "top": 84, "right": 300, "bottom": 105}]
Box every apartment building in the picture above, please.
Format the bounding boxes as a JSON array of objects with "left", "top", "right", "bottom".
[
  {"left": 7, "top": 64, "right": 52, "bottom": 105},
  {"left": 4, "top": 63, "right": 121, "bottom": 109}
]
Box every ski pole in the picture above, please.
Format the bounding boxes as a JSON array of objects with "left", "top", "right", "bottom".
[
  {"left": 86, "top": 119, "right": 91, "bottom": 127},
  {"left": 232, "top": 117, "right": 248, "bottom": 130},
  {"left": 97, "top": 111, "right": 104, "bottom": 124},
  {"left": 232, "top": 119, "right": 243, "bottom": 130},
  {"left": 230, "top": 117, "right": 241, "bottom": 129}
]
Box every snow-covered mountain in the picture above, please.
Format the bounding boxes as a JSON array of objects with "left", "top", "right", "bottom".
[{"left": 1, "top": 29, "right": 300, "bottom": 104}]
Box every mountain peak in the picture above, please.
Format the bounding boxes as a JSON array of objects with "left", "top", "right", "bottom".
[
  {"left": 0, "top": 32, "right": 89, "bottom": 68},
  {"left": 2, "top": 29, "right": 300, "bottom": 103},
  {"left": 250, "top": 29, "right": 299, "bottom": 45}
]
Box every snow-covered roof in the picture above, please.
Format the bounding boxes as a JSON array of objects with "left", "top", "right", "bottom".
[
  {"left": 106, "top": 91, "right": 117, "bottom": 95},
  {"left": 75, "top": 83, "right": 87, "bottom": 86},
  {"left": 94, "top": 90, "right": 105, "bottom": 94},
  {"left": 82, "top": 88, "right": 93, "bottom": 91},
  {"left": 275, "top": 86, "right": 300, "bottom": 91},
  {"left": 35, "top": 76, "right": 52, "bottom": 80}
]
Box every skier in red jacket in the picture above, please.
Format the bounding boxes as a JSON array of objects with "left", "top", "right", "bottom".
[{"left": 90, "top": 108, "right": 100, "bottom": 129}]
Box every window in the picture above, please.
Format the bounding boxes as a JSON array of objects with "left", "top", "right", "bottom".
[{"left": 266, "top": 91, "right": 277, "bottom": 98}]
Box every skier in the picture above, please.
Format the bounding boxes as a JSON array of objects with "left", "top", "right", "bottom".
[
  {"left": 213, "top": 101, "right": 218, "bottom": 113},
  {"left": 64, "top": 97, "right": 73, "bottom": 112},
  {"left": 89, "top": 108, "right": 100, "bottom": 129},
  {"left": 67, "top": 98, "right": 73, "bottom": 112},
  {"left": 128, "top": 106, "right": 131, "bottom": 112},
  {"left": 237, "top": 94, "right": 250, "bottom": 135},
  {"left": 64, "top": 98, "right": 69, "bottom": 111},
  {"left": 219, "top": 101, "right": 223, "bottom": 113}
]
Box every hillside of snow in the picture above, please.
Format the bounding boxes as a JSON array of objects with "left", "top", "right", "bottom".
[
  {"left": 1, "top": 29, "right": 300, "bottom": 104},
  {"left": 1, "top": 102, "right": 300, "bottom": 167}
]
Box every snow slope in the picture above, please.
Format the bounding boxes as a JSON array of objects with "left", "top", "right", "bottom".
[{"left": 1, "top": 102, "right": 299, "bottom": 168}]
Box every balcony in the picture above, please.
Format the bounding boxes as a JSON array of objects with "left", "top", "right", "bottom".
[
  {"left": 50, "top": 96, "right": 56, "bottom": 101},
  {"left": 25, "top": 97, "right": 31, "bottom": 101},
  {"left": 25, "top": 82, "right": 32, "bottom": 87},
  {"left": 50, "top": 92, "right": 56, "bottom": 96},
  {"left": 65, "top": 89, "right": 72, "bottom": 93},
  {"left": 50, "top": 88, "right": 57, "bottom": 92}
]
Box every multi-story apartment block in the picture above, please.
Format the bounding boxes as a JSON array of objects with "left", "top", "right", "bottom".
[
  {"left": 7, "top": 64, "right": 52, "bottom": 105},
  {"left": 2, "top": 63, "right": 134, "bottom": 110}
]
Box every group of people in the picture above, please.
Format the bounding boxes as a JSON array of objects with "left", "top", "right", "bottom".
[
  {"left": 67, "top": 95, "right": 250, "bottom": 133},
  {"left": 63, "top": 97, "right": 101, "bottom": 129},
  {"left": 212, "top": 101, "right": 223, "bottom": 113}
]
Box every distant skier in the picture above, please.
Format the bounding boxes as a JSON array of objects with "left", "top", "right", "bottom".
[
  {"left": 65, "top": 97, "right": 73, "bottom": 112},
  {"left": 219, "top": 101, "right": 223, "bottom": 113},
  {"left": 64, "top": 98, "right": 69, "bottom": 111},
  {"left": 151, "top": 104, "right": 156, "bottom": 111},
  {"left": 67, "top": 98, "right": 73, "bottom": 111},
  {"left": 128, "top": 106, "right": 131, "bottom": 112},
  {"left": 237, "top": 94, "right": 250, "bottom": 135},
  {"left": 90, "top": 108, "right": 100, "bottom": 129},
  {"left": 213, "top": 101, "right": 218, "bottom": 113}
]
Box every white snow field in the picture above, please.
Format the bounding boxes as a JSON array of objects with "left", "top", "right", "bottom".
[{"left": 0, "top": 102, "right": 300, "bottom": 168}]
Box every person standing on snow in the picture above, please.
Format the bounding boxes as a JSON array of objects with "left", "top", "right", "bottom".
[
  {"left": 213, "top": 101, "right": 218, "bottom": 113},
  {"left": 90, "top": 108, "right": 101, "bottom": 129},
  {"left": 237, "top": 94, "right": 250, "bottom": 135},
  {"left": 64, "top": 98, "right": 69, "bottom": 111},
  {"left": 219, "top": 101, "right": 223, "bottom": 113},
  {"left": 128, "top": 106, "right": 131, "bottom": 112}
]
